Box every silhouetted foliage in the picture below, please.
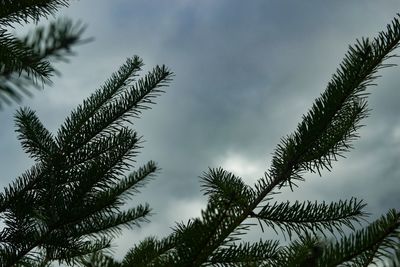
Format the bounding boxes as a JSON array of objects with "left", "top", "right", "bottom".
[
  {"left": 0, "top": 1, "right": 399, "bottom": 266},
  {"left": 0, "top": 0, "right": 89, "bottom": 107},
  {"left": 94, "top": 14, "right": 400, "bottom": 267}
]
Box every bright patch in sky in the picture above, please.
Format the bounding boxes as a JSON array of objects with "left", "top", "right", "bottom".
[
  {"left": 391, "top": 126, "right": 400, "bottom": 143},
  {"left": 216, "top": 151, "right": 263, "bottom": 184},
  {"left": 166, "top": 198, "right": 205, "bottom": 223}
]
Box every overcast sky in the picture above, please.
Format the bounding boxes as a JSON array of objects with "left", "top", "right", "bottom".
[{"left": 1, "top": 0, "right": 400, "bottom": 261}]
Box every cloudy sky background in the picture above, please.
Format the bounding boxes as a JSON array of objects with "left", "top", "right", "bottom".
[{"left": 1, "top": 0, "right": 400, "bottom": 260}]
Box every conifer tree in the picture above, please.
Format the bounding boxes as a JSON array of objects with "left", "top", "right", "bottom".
[{"left": 1, "top": 1, "right": 400, "bottom": 266}]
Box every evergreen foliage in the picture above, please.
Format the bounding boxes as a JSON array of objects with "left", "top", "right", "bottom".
[
  {"left": 0, "top": 0, "right": 88, "bottom": 107},
  {"left": 0, "top": 1, "right": 173, "bottom": 266},
  {"left": 1, "top": 55, "right": 172, "bottom": 265},
  {"left": 105, "top": 14, "right": 399, "bottom": 267},
  {"left": 0, "top": 1, "right": 399, "bottom": 266}
]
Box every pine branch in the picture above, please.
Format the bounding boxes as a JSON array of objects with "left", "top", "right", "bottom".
[
  {"left": 167, "top": 192, "right": 254, "bottom": 266},
  {"left": 0, "top": 17, "right": 87, "bottom": 107},
  {"left": 141, "top": 14, "right": 400, "bottom": 267},
  {"left": 62, "top": 204, "right": 151, "bottom": 240},
  {"left": 55, "top": 55, "right": 143, "bottom": 151},
  {"left": 384, "top": 245, "right": 400, "bottom": 267},
  {"left": 318, "top": 209, "right": 400, "bottom": 267},
  {"left": 0, "top": 0, "right": 69, "bottom": 26},
  {"left": 122, "top": 236, "right": 177, "bottom": 266},
  {"left": 78, "top": 251, "right": 122, "bottom": 267},
  {"left": 0, "top": 30, "right": 53, "bottom": 89},
  {"left": 15, "top": 107, "right": 57, "bottom": 162},
  {"left": 254, "top": 198, "right": 367, "bottom": 238},
  {"left": 0, "top": 163, "right": 45, "bottom": 213},
  {"left": 279, "top": 234, "right": 325, "bottom": 267},
  {"left": 20, "top": 17, "right": 91, "bottom": 63},
  {"left": 208, "top": 240, "right": 281, "bottom": 267},
  {"left": 57, "top": 128, "right": 141, "bottom": 197},
  {"left": 56, "top": 61, "right": 172, "bottom": 154},
  {"left": 256, "top": 14, "right": 400, "bottom": 195},
  {"left": 0, "top": 57, "right": 172, "bottom": 265},
  {"left": 200, "top": 167, "right": 256, "bottom": 209},
  {"left": 62, "top": 128, "right": 141, "bottom": 172},
  {"left": 97, "top": 160, "right": 158, "bottom": 203},
  {"left": 40, "top": 236, "right": 111, "bottom": 266}
]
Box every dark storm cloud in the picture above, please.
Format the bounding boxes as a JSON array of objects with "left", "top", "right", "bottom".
[{"left": 1, "top": 0, "right": 400, "bottom": 260}]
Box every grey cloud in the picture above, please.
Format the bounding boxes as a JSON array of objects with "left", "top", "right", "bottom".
[{"left": 1, "top": 0, "right": 400, "bottom": 257}]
